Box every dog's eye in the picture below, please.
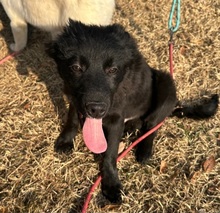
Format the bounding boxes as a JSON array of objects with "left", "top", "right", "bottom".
[
  {"left": 70, "top": 64, "right": 83, "bottom": 73},
  {"left": 106, "top": 67, "right": 119, "bottom": 74}
]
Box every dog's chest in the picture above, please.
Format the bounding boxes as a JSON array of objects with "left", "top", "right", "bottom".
[
  {"left": 111, "top": 80, "right": 151, "bottom": 121},
  {"left": 109, "top": 93, "right": 150, "bottom": 123}
]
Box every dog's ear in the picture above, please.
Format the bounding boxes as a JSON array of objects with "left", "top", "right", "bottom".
[
  {"left": 67, "top": 19, "right": 87, "bottom": 39},
  {"left": 112, "top": 24, "right": 138, "bottom": 46},
  {"left": 111, "top": 24, "right": 130, "bottom": 37},
  {"left": 68, "top": 18, "right": 82, "bottom": 28},
  {"left": 47, "top": 39, "right": 82, "bottom": 61},
  {"left": 46, "top": 19, "right": 86, "bottom": 60},
  {"left": 45, "top": 41, "right": 63, "bottom": 61},
  {"left": 115, "top": 24, "right": 134, "bottom": 39},
  {"left": 109, "top": 24, "right": 140, "bottom": 61},
  {"left": 68, "top": 18, "right": 75, "bottom": 26},
  {"left": 46, "top": 41, "right": 68, "bottom": 61}
]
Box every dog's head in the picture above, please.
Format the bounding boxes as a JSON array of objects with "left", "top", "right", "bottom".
[{"left": 48, "top": 19, "right": 141, "bottom": 119}]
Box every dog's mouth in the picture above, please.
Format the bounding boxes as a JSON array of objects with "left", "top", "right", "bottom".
[{"left": 82, "top": 101, "right": 108, "bottom": 154}]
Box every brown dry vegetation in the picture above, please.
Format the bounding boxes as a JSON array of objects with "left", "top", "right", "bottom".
[{"left": 0, "top": 0, "right": 219, "bottom": 212}]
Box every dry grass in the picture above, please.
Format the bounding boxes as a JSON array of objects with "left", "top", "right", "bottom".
[{"left": 0, "top": 0, "right": 219, "bottom": 212}]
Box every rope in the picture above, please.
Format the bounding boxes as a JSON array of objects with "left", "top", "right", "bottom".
[
  {"left": 168, "top": 0, "right": 181, "bottom": 76},
  {"left": 168, "top": 0, "right": 181, "bottom": 33},
  {"left": 169, "top": 32, "right": 174, "bottom": 77}
]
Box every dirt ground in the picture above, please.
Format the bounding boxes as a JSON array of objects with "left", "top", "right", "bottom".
[{"left": 0, "top": 0, "right": 219, "bottom": 212}]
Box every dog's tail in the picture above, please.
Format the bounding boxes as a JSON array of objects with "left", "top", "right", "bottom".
[{"left": 171, "top": 94, "right": 219, "bottom": 119}]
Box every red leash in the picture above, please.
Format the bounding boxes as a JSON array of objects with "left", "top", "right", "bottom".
[
  {"left": 0, "top": 51, "right": 20, "bottom": 65},
  {"left": 169, "top": 31, "right": 174, "bottom": 77}
]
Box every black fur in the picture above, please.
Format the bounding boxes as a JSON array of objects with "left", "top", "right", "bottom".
[
  {"left": 172, "top": 94, "right": 219, "bottom": 119},
  {"left": 48, "top": 20, "right": 218, "bottom": 204}
]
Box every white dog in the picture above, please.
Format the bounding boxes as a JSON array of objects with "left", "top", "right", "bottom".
[{"left": 0, "top": 0, "right": 115, "bottom": 51}]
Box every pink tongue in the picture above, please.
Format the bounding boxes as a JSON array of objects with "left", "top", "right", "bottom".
[{"left": 82, "top": 118, "right": 107, "bottom": 154}]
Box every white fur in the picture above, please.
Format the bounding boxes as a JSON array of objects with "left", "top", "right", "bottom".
[{"left": 0, "top": 0, "right": 115, "bottom": 51}]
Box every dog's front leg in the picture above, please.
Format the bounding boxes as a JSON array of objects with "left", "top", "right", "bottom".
[
  {"left": 54, "top": 103, "right": 79, "bottom": 153},
  {"left": 101, "top": 115, "right": 124, "bottom": 204}
]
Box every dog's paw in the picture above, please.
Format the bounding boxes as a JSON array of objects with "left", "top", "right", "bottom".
[
  {"left": 54, "top": 135, "right": 74, "bottom": 153},
  {"left": 101, "top": 181, "right": 122, "bottom": 204},
  {"left": 135, "top": 147, "right": 152, "bottom": 164}
]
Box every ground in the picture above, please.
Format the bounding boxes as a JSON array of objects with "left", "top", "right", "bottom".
[{"left": 0, "top": 0, "right": 219, "bottom": 212}]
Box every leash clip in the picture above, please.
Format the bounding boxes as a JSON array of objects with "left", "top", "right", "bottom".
[{"left": 169, "top": 30, "right": 174, "bottom": 45}]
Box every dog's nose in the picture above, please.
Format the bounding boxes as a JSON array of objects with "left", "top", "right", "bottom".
[{"left": 86, "top": 102, "right": 107, "bottom": 118}]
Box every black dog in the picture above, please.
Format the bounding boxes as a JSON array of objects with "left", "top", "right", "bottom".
[{"left": 48, "top": 20, "right": 218, "bottom": 203}]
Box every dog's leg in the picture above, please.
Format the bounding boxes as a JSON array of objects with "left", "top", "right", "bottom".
[
  {"left": 0, "top": 1, "right": 28, "bottom": 51},
  {"left": 136, "top": 70, "right": 177, "bottom": 164},
  {"left": 101, "top": 115, "right": 124, "bottom": 203},
  {"left": 54, "top": 103, "right": 79, "bottom": 153},
  {"left": 135, "top": 123, "right": 158, "bottom": 164},
  {"left": 10, "top": 20, "right": 28, "bottom": 51}
]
